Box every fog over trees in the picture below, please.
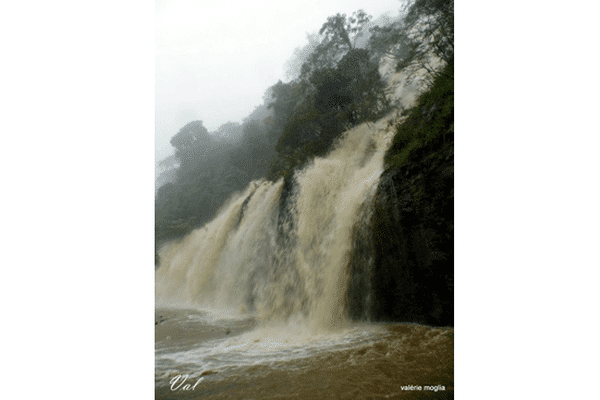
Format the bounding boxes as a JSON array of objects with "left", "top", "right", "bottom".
[{"left": 156, "top": 0, "right": 454, "bottom": 250}]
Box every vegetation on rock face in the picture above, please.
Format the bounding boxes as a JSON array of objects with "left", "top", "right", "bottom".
[
  {"left": 367, "top": 55, "right": 454, "bottom": 326},
  {"left": 345, "top": 0, "right": 455, "bottom": 325},
  {"left": 386, "top": 58, "right": 454, "bottom": 168}
]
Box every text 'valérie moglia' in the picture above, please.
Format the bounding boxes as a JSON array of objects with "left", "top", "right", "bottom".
[
  {"left": 170, "top": 375, "right": 204, "bottom": 391},
  {"left": 401, "top": 385, "right": 446, "bottom": 392}
]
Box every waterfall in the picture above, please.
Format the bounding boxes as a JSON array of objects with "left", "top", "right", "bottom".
[
  {"left": 154, "top": 53, "right": 431, "bottom": 330},
  {"left": 155, "top": 116, "right": 399, "bottom": 331}
]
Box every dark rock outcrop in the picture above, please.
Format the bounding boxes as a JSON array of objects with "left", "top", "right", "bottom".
[{"left": 370, "top": 141, "right": 454, "bottom": 326}]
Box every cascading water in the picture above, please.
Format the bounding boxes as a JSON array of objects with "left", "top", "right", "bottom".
[
  {"left": 156, "top": 113, "right": 398, "bottom": 330},
  {"left": 155, "top": 64, "right": 453, "bottom": 399}
]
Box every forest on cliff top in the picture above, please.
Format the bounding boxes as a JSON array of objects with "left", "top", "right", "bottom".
[{"left": 155, "top": 0, "right": 454, "bottom": 254}]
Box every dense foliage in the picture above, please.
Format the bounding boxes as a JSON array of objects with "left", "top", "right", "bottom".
[
  {"left": 369, "top": 0, "right": 453, "bottom": 84},
  {"left": 265, "top": 10, "right": 390, "bottom": 180},
  {"left": 385, "top": 58, "right": 453, "bottom": 168}
]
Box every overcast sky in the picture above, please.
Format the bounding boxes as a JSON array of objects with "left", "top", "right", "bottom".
[{"left": 155, "top": 0, "right": 403, "bottom": 161}]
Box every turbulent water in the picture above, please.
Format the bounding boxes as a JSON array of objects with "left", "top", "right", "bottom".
[
  {"left": 155, "top": 67, "right": 453, "bottom": 398},
  {"left": 155, "top": 308, "right": 453, "bottom": 399}
]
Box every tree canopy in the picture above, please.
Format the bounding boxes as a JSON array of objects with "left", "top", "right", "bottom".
[
  {"left": 300, "top": 10, "right": 372, "bottom": 78},
  {"left": 170, "top": 121, "right": 211, "bottom": 153},
  {"left": 369, "top": 0, "right": 454, "bottom": 83}
]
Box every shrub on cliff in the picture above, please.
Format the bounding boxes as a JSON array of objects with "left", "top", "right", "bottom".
[{"left": 385, "top": 58, "right": 453, "bottom": 168}]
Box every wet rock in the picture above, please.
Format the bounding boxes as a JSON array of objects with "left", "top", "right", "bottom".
[{"left": 370, "top": 141, "right": 454, "bottom": 326}]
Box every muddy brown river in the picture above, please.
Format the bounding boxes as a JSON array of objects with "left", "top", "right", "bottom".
[{"left": 155, "top": 307, "right": 453, "bottom": 399}]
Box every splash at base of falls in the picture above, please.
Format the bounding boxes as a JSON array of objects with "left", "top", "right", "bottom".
[{"left": 155, "top": 308, "right": 453, "bottom": 400}]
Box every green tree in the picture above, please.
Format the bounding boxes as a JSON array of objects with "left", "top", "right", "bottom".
[
  {"left": 170, "top": 120, "right": 210, "bottom": 153},
  {"left": 368, "top": 21, "right": 412, "bottom": 63},
  {"left": 284, "top": 33, "right": 321, "bottom": 81},
  {"left": 301, "top": 10, "right": 372, "bottom": 79},
  {"left": 262, "top": 11, "right": 392, "bottom": 181},
  {"left": 319, "top": 10, "right": 371, "bottom": 50},
  {"left": 170, "top": 121, "right": 213, "bottom": 171},
  {"left": 337, "top": 48, "right": 389, "bottom": 121},
  {"left": 369, "top": 0, "right": 453, "bottom": 83},
  {"left": 399, "top": 0, "right": 453, "bottom": 80},
  {"left": 403, "top": 0, "right": 453, "bottom": 62}
]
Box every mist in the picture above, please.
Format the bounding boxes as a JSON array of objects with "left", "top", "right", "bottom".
[{"left": 155, "top": 0, "right": 402, "bottom": 162}]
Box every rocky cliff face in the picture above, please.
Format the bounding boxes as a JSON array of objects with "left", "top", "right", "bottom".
[
  {"left": 366, "top": 66, "right": 454, "bottom": 326},
  {"left": 370, "top": 141, "right": 453, "bottom": 326}
]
